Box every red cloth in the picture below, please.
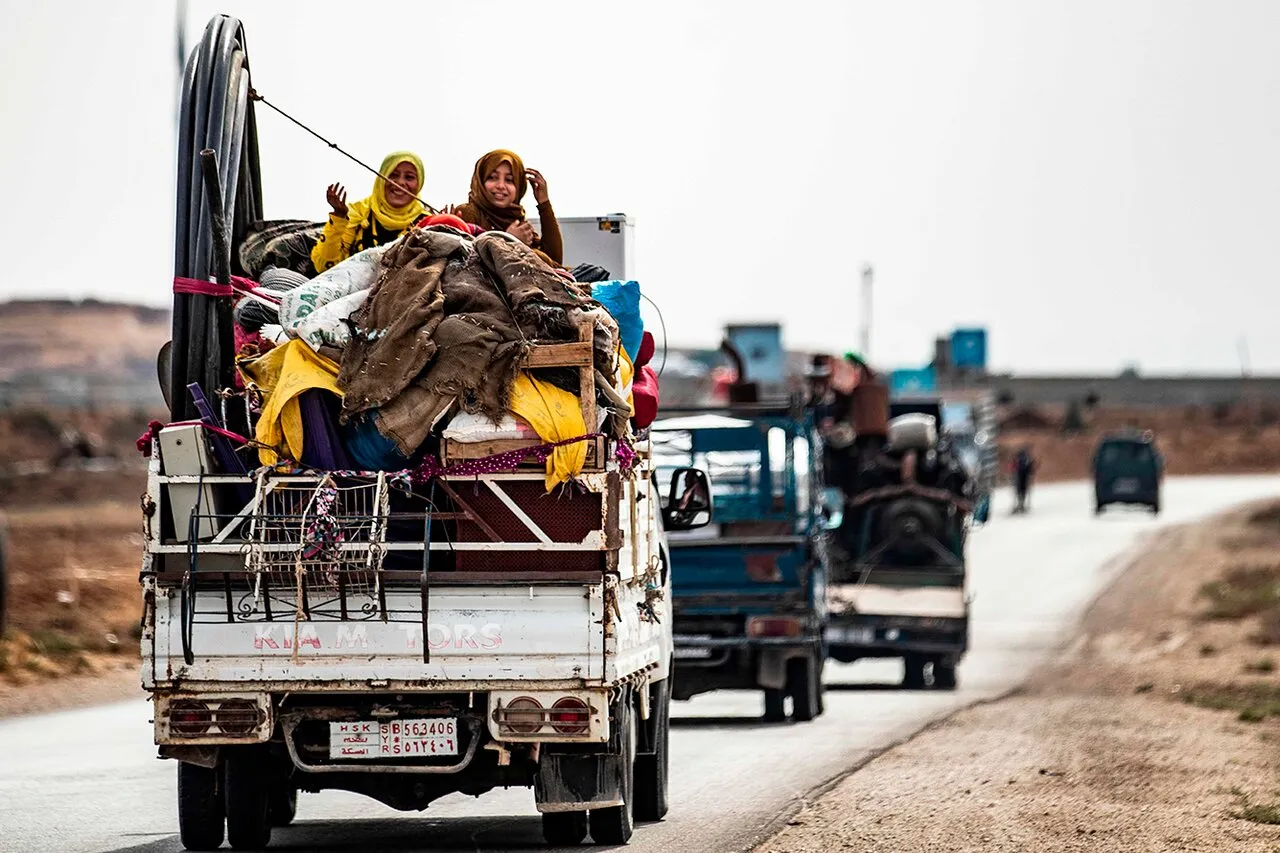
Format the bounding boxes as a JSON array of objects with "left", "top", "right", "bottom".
[
  {"left": 232, "top": 324, "right": 274, "bottom": 389},
  {"left": 631, "top": 331, "right": 660, "bottom": 428},
  {"left": 419, "top": 213, "right": 485, "bottom": 236}
]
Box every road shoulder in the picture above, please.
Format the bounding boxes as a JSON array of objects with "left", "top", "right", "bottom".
[{"left": 757, "top": 502, "right": 1280, "bottom": 852}]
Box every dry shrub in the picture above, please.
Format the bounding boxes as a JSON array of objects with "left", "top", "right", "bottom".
[
  {"left": 1001, "top": 406, "right": 1055, "bottom": 431},
  {"left": 1199, "top": 564, "right": 1280, "bottom": 620},
  {"left": 1252, "top": 607, "right": 1280, "bottom": 647}
]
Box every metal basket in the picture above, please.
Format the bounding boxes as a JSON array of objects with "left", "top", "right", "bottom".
[{"left": 245, "top": 472, "right": 391, "bottom": 601}]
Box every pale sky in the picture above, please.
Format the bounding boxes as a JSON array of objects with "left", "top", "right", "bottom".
[{"left": 2, "top": 0, "right": 1278, "bottom": 374}]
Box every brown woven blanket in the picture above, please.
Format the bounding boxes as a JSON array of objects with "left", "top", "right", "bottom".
[{"left": 337, "top": 228, "right": 618, "bottom": 456}]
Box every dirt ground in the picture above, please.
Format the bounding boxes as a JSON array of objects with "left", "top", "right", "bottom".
[
  {"left": 758, "top": 504, "right": 1280, "bottom": 853},
  {"left": 999, "top": 403, "right": 1280, "bottom": 483}
]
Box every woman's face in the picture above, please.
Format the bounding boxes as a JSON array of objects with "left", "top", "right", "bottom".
[
  {"left": 384, "top": 161, "right": 420, "bottom": 207},
  {"left": 483, "top": 161, "right": 519, "bottom": 208}
]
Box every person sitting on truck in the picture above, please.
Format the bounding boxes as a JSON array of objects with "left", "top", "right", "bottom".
[
  {"left": 450, "top": 149, "right": 564, "bottom": 266},
  {"left": 310, "top": 150, "right": 428, "bottom": 273}
]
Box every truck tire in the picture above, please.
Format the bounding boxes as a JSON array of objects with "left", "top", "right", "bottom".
[
  {"left": 933, "top": 660, "right": 958, "bottom": 690},
  {"left": 269, "top": 780, "right": 297, "bottom": 827},
  {"left": 787, "top": 656, "right": 821, "bottom": 722},
  {"left": 542, "top": 811, "right": 588, "bottom": 845},
  {"left": 589, "top": 704, "right": 636, "bottom": 845},
  {"left": 177, "top": 761, "right": 225, "bottom": 851},
  {"left": 634, "top": 679, "right": 670, "bottom": 822},
  {"left": 903, "top": 655, "right": 926, "bottom": 690},
  {"left": 762, "top": 688, "right": 787, "bottom": 723},
  {"left": 225, "top": 748, "right": 272, "bottom": 849}
]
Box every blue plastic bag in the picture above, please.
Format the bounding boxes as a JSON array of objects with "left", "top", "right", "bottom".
[{"left": 591, "top": 280, "right": 643, "bottom": 360}]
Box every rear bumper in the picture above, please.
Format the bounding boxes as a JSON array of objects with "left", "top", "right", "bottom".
[
  {"left": 825, "top": 613, "right": 968, "bottom": 659},
  {"left": 670, "top": 634, "right": 821, "bottom": 699}
]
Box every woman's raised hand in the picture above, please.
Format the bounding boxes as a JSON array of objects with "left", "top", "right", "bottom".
[
  {"left": 526, "top": 168, "right": 550, "bottom": 204},
  {"left": 326, "top": 183, "right": 349, "bottom": 218}
]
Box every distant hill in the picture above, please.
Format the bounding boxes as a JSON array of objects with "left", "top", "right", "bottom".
[{"left": 0, "top": 300, "right": 170, "bottom": 407}]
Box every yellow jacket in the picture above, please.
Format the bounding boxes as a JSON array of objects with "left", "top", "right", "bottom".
[{"left": 310, "top": 201, "right": 406, "bottom": 274}]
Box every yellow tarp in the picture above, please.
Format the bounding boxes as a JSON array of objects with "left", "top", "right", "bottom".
[
  {"left": 238, "top": 339, "right": 343, "bottom": 467},
  {"left": 509, "top": 346, "right": 635, "bottom": 490}
]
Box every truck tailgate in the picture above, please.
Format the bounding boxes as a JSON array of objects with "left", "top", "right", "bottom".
[{"left": 154, "top": 584, "right": 605, "bottom": 685}]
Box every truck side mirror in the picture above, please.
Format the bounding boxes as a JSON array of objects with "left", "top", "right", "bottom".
[{"left": 664, "top": 468, "right": 713, "bottom": 531}]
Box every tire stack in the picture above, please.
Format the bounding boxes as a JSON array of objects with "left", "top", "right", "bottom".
[{"left": 170, "top": 14, "right": 262, "bottom": 427}]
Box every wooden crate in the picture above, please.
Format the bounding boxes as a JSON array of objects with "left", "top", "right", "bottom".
[{"left": 441, "top": 321, "right": 606, "bottom": 470}]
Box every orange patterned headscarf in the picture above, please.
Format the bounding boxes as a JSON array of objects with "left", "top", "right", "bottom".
[{"left": 466, "top": 149, "right": 528, "bottom": 231}]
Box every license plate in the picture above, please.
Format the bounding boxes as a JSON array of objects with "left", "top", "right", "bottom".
[
  {"left": 827, "top": 626, "right": 875, "bottom": 645},
  {"left": 674, "top": 646, "right": 713, "bottom": 660},
  {"left": 1113, "top": 478, "right": 1139, "bottom": 495},
  {"left": 329, "top": 718, "right": 458, "bottom": 760}
]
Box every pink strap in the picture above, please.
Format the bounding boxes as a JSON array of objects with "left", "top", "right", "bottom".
[
  {"left": 173, "top": 275, "right": 283, "bottom": 306},
  {"left": 174, "top": 276, "right": 233, "bottom": 297}
]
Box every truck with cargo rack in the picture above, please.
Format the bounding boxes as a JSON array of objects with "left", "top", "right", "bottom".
[
  {"left": 145, "top": 15, "right": 688, "bottom": 849},
  {"left": 823, "top": 404, "right": 973, "bottom": 690}
]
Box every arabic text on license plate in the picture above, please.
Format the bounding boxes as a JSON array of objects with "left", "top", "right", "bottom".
[{"left": 329, "top": 718, "right": 458, "bottom": 760}]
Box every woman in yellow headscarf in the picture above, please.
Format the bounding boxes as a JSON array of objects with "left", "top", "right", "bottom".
[
  {"left": 310, "top": 151, "right": 428, "bottom": 273},
  {"left": 452, "top": 149, "right": 563, "bottom": 266}
]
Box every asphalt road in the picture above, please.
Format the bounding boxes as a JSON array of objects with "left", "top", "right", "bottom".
[{"left": 2, "top": 477, "right": 1276, "bottom": 853}]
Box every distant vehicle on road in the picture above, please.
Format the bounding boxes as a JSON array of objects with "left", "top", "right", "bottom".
[
  {"left": 1093, "top": 430, "right": 1163, "bottom": 514},
  {"left": 825, "top": 412, "right": 973, "bottom": 691},
  {"left": 653, "top": 405, "right": 829, "bottom": 723}
]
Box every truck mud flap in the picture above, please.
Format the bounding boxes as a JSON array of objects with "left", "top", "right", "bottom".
[
  {"left": 757, "top": 646, "right": 814, "bottom": 691},
  {"left": 534, "top": 752, "right": 625, "bottom": 812}
]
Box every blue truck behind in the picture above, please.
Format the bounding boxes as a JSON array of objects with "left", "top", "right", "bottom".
[{"left": 652, "top": 406, "right": 829, "bottom": 722}]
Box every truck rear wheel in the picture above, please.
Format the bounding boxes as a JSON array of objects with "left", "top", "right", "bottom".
[
  {"left": 269, "top": 779, "right": 297, "bottom": 827},
  {"left": 787, "top": 656, "right": 821, "bottom": 722},
  {"left": 542, "top": 811, "right": 588, "bottom": 845},
  {"left": 762, "top": 688, "right": 787, "bottom": 722},
  {"left": 225, "top": 748, "right": 272, "bottom": 849},
  {"left": 177, "top": 761, "right": 225, "bottom": 851},
  {"left": 903, "top": 655, "right": 927, "bottom": 689},
  {"left": 589, "top": 704, "right": 636, "bottom": 844},
  {"left": 634, "top": 679, "right": 671, "bottom": 821}
]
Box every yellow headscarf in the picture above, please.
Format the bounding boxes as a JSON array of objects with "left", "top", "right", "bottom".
[{"left": 366, "top": 150, "right": 427, "bottom": 231}]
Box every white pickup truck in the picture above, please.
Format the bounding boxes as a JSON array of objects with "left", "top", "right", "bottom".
[{"left": 140, "top": 385, "right": 700, "bottom": 849}]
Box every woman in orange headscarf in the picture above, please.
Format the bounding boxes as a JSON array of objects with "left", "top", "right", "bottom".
[{"left": 452, "top": 149, "right": 563, "bottom": 266}]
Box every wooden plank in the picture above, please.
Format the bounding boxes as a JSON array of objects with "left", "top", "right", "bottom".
[
  {"left": 578, "top": 321, "right": 596, "bottom": 434},
  {"left": 523, "top": 342, "right": 593, "bottom": 368}
]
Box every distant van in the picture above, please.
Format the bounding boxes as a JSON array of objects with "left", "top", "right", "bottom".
[{"left": 1093, "top": 431, "right": 1163, "bottom": 515}]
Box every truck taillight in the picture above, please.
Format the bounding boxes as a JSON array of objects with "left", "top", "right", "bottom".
[
  {"left": 503, "top": 697, "right": 544, "bottom": 734},
  {"left": 746, "top": 617, "right": 803, "bottom": 638},
  {"left": 169, "top": 700, "right": 212, "bottom": 737},
  {"left": 550, "top": 698, "right": 590, "bottom": 735},
  {"left": 214, "top": 698, "right": 263, "bottom": 736}
]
